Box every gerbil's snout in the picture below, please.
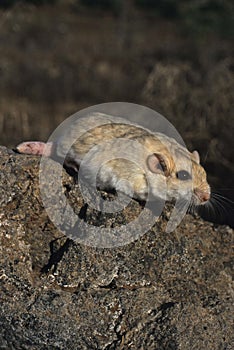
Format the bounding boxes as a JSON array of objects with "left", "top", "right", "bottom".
[{"left": 194, "top": 188, "right": 210, "bottom": 203}]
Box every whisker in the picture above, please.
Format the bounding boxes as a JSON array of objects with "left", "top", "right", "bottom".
[
  {"left": 176, "top": 200, "right": 188, "bottom": 212},
  {"left": 206, "top": 201, "right": 214, "bottom": 217},
  {"left": 212, "top": 192, "right": 233, "bottom": 199},
  {"left": 201, "top": 196, "right": 227, "bottom": 219},
  {"left": 212, "top": 193, "right": 234, "bottom": 205},
  {"left": 191, "top": 201, "right": 197, "bottom": 214},
  {"left": 196, "top": 191, "right": 234, "bottom": 227},
  {"left": 211, "top": 201, "right": 223, "bottom": 219},
  {"left": 209, "top": 201, "right": 222, "bottom": 219},
  {"left": 187, "top": 197, "right": 197, "bottom": 215},
  {"left": 210, "top": 197, "right": 230, "bottom": 218},
  {"left": 211, "top": 198, "right": 234, "bottom": 216},
  {"left": 206, "top": 201, "right": 216, "bottom": 217},
  {"left": 198, "top": 200, "right": 214, "bottom": 218}
]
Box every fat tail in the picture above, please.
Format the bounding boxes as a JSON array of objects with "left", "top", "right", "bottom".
[{"left": 16, "top": 141, "right": 53, "bottom": 156}]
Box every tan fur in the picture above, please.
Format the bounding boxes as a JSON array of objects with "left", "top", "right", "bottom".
[
  {"left": 17, "top": 113, "right": 210, "bottom": 204},
  {"left": 57, "top": 114, "right": 210, "bottom": 204}
]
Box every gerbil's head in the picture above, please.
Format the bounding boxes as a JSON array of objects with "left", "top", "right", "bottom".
[{"left": 145, "top": 140, "right": 210, "bottom": 206}]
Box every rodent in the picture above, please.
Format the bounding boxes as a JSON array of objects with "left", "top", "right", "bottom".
[{"left": 16, "top": 113, "right": 210, "bottom": 206}]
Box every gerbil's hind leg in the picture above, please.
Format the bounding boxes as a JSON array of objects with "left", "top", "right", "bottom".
[{"left": 16, "top": 141, "right": 52, "bottom": 156}]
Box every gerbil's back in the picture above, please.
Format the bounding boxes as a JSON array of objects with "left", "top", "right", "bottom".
[{"left": 56, "top": 113, "right": 152, "bottom": 159}]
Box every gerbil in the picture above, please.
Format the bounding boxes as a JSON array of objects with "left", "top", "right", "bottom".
[{"left": 16, "top": 113, "right": 210, "bottom": 206}]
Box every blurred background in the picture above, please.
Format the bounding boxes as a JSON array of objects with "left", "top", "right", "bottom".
[{"left": 0, "top": 0, "right": 233, "bottom": 226}]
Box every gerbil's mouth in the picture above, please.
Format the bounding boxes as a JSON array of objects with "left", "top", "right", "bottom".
[{"left": 191, "top": 194, "right": 208, "bottom": 207}]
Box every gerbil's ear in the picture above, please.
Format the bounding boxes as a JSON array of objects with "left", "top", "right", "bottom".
[
  {"left": 192, "top": 150, "right": 200, "bottom": 164},
  {"left": 147, "top": 153, "right": 170, "bottom": 176}
]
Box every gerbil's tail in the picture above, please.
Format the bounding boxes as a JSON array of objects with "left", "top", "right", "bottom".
[{"left": 16, "top": 141, "right": 53, "bottom": 157}]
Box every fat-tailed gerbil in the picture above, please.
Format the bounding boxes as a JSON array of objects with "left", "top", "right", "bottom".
[{"left": 16, "top": 113, "right": 210, "bottom": 206}]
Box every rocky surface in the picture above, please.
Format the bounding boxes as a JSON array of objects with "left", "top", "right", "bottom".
[{"left": 0, "top": 146, "right": 233, "bottom": 350}]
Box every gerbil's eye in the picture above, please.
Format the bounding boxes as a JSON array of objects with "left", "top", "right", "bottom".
[{"left": 176, "top": 170, "right": 191, "bottom": 181}]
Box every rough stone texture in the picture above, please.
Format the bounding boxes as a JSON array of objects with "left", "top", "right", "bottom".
[{"left": 0, "top": 146, "right": 233, "bottom": 350}]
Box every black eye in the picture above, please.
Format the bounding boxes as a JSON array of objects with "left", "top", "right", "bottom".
[{"left": 176, "top": 170, "right": 191, "bottom": 181}]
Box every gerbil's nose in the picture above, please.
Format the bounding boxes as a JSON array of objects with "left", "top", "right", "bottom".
[{"left": 194, "top": 189, "right": 210, "bottom": 203}]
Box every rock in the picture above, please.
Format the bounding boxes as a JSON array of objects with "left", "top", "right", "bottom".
[{"left": 0, "top": 146, "right": 233, "bottom": 349}]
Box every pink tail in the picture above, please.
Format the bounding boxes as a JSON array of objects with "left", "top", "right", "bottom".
[{"left": 16, "top": 141, "right": 53, "bottom": 156}]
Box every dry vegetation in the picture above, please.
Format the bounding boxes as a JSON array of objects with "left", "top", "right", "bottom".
[{"left": 0, "top": 1, "right": 233, "bottom": 226}]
